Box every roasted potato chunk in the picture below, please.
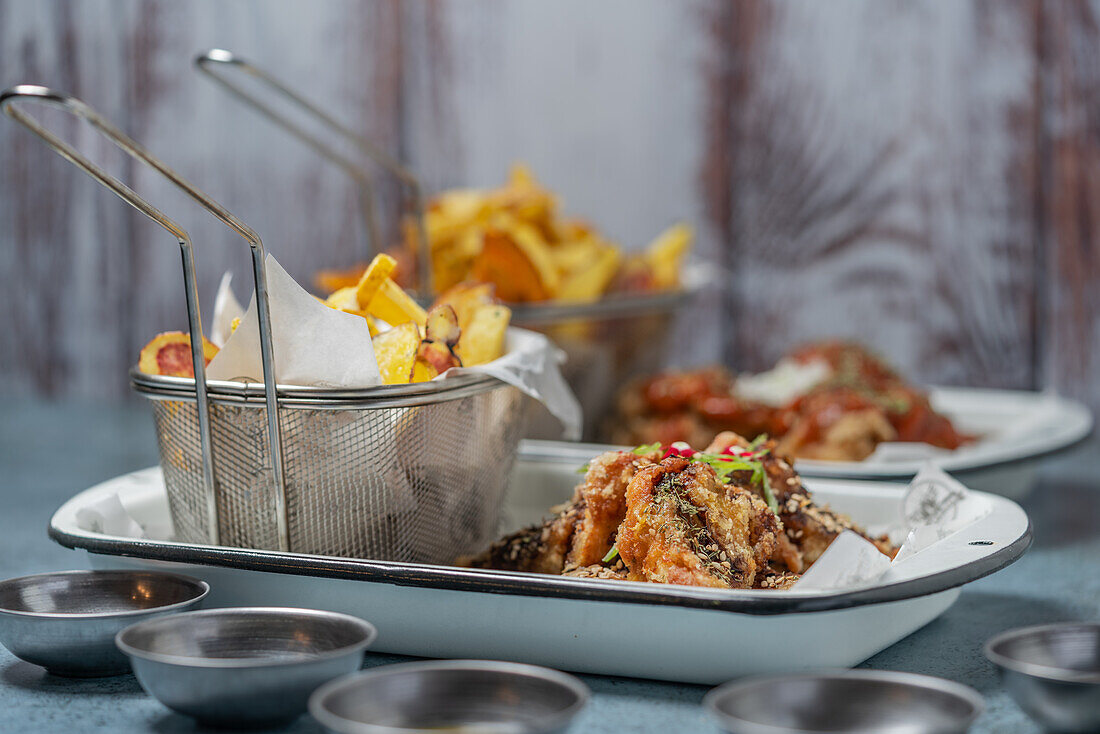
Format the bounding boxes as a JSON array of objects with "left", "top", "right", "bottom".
[{"left": 371, "top": 322, "right": 420, "bottom": 385}]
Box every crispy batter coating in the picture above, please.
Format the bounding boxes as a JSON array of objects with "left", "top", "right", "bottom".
[
  {"left": 469, "top": 433, "right": 897, "bottom": 590},
  {"left": 754, "top": 568, "right": 802, "bottom": 590},
  {"left": 563, "top": 450, "right": 642, "bottom": 569},
  {"left": 463, "top": 495, "right": 584, "bottom": 574},
  {"left": 464, "top": 449, "right": 656, "bottom": 574},
  {"left": 705, "top": 432, "right": 896, "bottom": 566},
  {"left": 616, "top": 457, "right": 780, "bottom": 589}
]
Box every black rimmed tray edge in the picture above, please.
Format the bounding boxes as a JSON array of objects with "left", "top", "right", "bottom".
[{"left": 48, "top": 518, "right": 1031, "bottom": 617}]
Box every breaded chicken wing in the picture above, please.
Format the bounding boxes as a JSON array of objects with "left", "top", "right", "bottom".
[
  {"left": 616, "top": 457, "right": 780, "bottom": 589},
  {"left": 464, "top": 448, "right": 657, "bottom": 574},
  {"left": 705, "top": 432, "right": 896, "bottom": 566},
  {"left": 463, "top": 495, "right": 584, "bottom": 574},
  {"left": 563, "top": 450, "right": 645, "bottom": 569}
]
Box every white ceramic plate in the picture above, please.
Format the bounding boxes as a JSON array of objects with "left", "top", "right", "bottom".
[
  {"left": 570, "top": 387, "right": 1091, "bottom": 498},
  {"left": 49, "top": 447, "right": 1030, "bottom": 684},
  {"left": 794, "top": 386, "right": 1091, "bottom": 479}
]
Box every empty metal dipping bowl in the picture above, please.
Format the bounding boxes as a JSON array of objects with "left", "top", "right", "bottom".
[
  {"left": 704, "top": 670, "right": 983, "bottom": 734},
  {"left": 985, "top": 622, "right": 1100, "bottom": 733},
  {"left": 309, "top": 659, "right": 590, "bottom": 734},
  {"left": 116, "top": 607, "right": 376, "bottom": 728},
  {"left": 0, "top": 570, "right": 208, "bottom": 677}
]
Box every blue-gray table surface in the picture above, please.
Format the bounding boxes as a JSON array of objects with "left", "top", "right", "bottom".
[{"left": 1, "top": 400, "right": 1096, "bottom": 733}]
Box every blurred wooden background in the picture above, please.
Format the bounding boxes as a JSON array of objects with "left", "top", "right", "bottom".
[{"left": 1, "top": 0, "right": 1098, "bottom": 410}]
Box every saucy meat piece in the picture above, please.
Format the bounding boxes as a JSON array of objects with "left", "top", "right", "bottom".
[{"left": 608, "top": 341, "right": 971, "bottom": 461}]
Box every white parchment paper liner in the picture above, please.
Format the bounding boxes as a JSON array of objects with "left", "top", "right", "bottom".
[
  {"left": 75, "top": 494, "right": 145, "bottom": 539},
  {"left": 791, "top": 464, "right": 992, "bottom": 591},
  {"left": 207, "top": 255, "right": 581, "bottom": 439}
]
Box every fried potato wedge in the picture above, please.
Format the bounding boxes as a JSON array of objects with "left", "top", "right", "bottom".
[
  {"left": 317, "top": 163, "right": 693, "bottom": 306},
  {"left": 139, "top": 331, "right": 219, "bottom": 378},
  {"left": 323, "top": 285, "right": 379, "bottom": 335},
  {"left": 470, "top": 225, "right": 559, "bottom": 302},
  {"left": 417, "top": 339, "right": 461, "bottom": 374},
  {"left": 557, "top": 245, "right": 622, "bottom": 303},
  {"left": 644, "top": 222, "right": 693, "bottom": 290},
  {"left": 314, "top": 262, "right": 367, "bottom": 294},
  {"left": 426, "top": 189, "right": 490, "bottom": 247},
  {"left": 425, "top": 304, "right": 461, "bottom": 347},
  {"left": 368, "top": 278, "right": 428, "bottom": 328},
  {"left": 431, "top": 227, "right": 482, "bottom": 293},
  {"left": 355, "top": 253, "right": 397, "bottom": 310},
  {"left": 432, "top": 282, "right": 496, "bottom": 332},
  {"left": 457, "top": 304, "right": 511, "bottom": 366},
  {"left": 324, "top": 286, "right": 361, "bottom": 312},
  {"left": 409, "top": 358, "right": 438, "bottom": 383},
  {"left": 371, "top": 322, "right": 420, "bottom": 385}
]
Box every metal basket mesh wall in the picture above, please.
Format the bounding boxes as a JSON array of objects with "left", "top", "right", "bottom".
[{"left": 148, "top": 385, "right": 528, "bottom": 563}]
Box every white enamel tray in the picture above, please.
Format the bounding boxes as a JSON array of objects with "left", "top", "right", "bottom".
[{"left": 49, "top": 445, "right": 1031, "bottom": 685}]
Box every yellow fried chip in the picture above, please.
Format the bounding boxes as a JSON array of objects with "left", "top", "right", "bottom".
[
  {"left": 644, "top": 222, "right": 693, "bottom": 290},
  {"left": 557, "top": 245, "right": 622, "bottom": 303},
  {"left": 469, "top": 230, "right": 548, "bottom": 302},
  {"left": 550, "top": 238, "right": 600, "bottom": 275},
  {"left": 424, "top": 304, "right": 461, "bottom": 347},
  {"left": 355, "top": 253, "right": 398, "bottom": 310},
  {"left": 508, "top": 162, "right": 537, "bottom": 189},
  {"left": 314, "top": 262, "right": 367, "bottom": 294},
  {"left": 371, "top": 322, "right": 420, "bottom": 385},
  {"left": 431, "top": 227, "right": 482, "bottom": 293},
  {"left": 425, "top": 189, "right": 489, "bottom": 249},
  {"left": 368, "top": 278, "right": 428, "bottom": 328},
  {"left": 324, "top": 286, "right": 360, "bottom": 312},
  {"left": 432, "top": 282, "right": 495, "bottom": 332},
  {"left": 456, "top": 304, "right": 511, "bottom": 366},
  {"left": 320, "top": 163, "right": 691, "bottom": 305},
  {"left": 469, "top": 213, "right": 560, "bottom": 302}
]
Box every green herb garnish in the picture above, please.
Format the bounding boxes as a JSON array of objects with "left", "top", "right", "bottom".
[
  {"left": 575, "top": 462, "right": 590, "bottom": 475},
  {"left": 753, "top": 464, "right": 780, "bottom": 514},
  {"left": 632, "top": 442, "right": 662, "bottom": 456},
  {"left": 691, "top": 452, "right": 758, "bottom": 481},
  {"left": 686, "top": 451, "right": 781, "bottom": 514},
  {"left": 601, "top": 545, "right": 620, "bottom": 564},
  {"left": 748, "top": 433, "right": 769, "bottom": 450}
]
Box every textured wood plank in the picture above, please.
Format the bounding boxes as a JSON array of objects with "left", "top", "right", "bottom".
[
  {"left": 2, "top": 0, "right": 1099, "bottom": 414},
  {"left": 400, "top": 1, "right": 709, "bottom": 257},
  {"left": 398, "top": 0, "right": 721, "bottom": 374},
  {"left": 699, "top": 0, "right": 1042, "bottom": 393},
  {"left": 1039, "top": 0, "right": 1100, "bottom": 408},
  {"left": 0, "top": 0, "right": 403, "bottom": 398}
]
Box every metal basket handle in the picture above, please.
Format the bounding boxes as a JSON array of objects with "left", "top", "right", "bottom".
[
  {"left": 0, "top": 84, "right": 291, "bottom": 551},
  {"left": 194, "top": 49, "right": 432, "bottom": 295}
]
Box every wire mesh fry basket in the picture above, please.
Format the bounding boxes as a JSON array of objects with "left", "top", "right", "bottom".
[
  {"left": 134, "top": 375, "right": 527, "bottom": 561},
  {"left": 2, "top": 85, "right": 530, "bottom": 564},
  {"left": 195, "top": 49, "right": 702, "bottom": 441}
]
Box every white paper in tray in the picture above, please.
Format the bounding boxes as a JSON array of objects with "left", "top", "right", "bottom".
[
  {"left": 792, "top": 464, "right": 992, "bottom": 592},
  {"left": 207, "top": 255, "right": 581, "bottom": 439}
]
